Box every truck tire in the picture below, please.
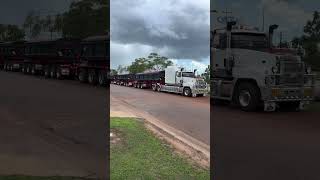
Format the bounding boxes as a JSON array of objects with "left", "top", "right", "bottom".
[
  {"left": 31, "top": 65, "right": 36, "bottom": 75},
  {"left": 88, "top": 69, "right": 97, "bottom": 85},
  {"left": 44, "top": 66, "right": 50, "bottom": 78},
  {"left": 50, "top": 67, "right": 56, "bottom": 78},
  {"left": 98, "top": 71, "right": 106, "bottom": 86},
  {"left": 78, "top": 69, "right": 88, "bottom": 83},
  {"left": 56, "top": 68, "right": 62, "bottom": 80},
  {"left": 237, "top": 82, "right": 260, "bottom": 111},
  {"left": 152, "top": 85, "right": 157, "bottom": 91},
  {"left": 183, "top": 87, "right": 192, "bottom": 97}
]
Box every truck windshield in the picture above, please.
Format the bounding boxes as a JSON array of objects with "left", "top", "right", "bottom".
[
  {"left": 182, "top": 72, "right": 195, "bottom": 78},
  {"left": 231, "top": 33, "right": 268, "bottom": 50}
]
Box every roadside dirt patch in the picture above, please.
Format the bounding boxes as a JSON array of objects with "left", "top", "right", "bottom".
[{"left": 110, "top": 129, "right": 126, "bottom": 148}]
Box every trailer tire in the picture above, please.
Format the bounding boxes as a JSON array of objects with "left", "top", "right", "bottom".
[
  {"left": 56, "top": 68, "right": 62, "bottom": 80},
  {"left": 31, "top": 65, "right": 36, "bottom": 75},
  {"left": 183, "top": 87, "right": 192, "bottom": 97},
  {"left": 44, "top": 66, "right": 50, "bottom": 78},
  {"left": 237, "top": 82, "right": 260, "bottom": 112},
  {"left": 98, "top": 71, "right": 106, "bottom": 86},
  {"left": 88, "top": 69, "right": 97, "bottom": 85},
  {"left": 50, "top": 67, "right": 56, "bottom": 78},
  {"left": 78, "top": 69, "right": 88, "bottom": 83}
]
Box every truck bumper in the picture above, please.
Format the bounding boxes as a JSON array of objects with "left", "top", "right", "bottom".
[
  {"left": 192, "top": 88, "right": 208, "bottom": 96},
  {"left": 262, "top": 87, "right": 314, "bottom": 111}
]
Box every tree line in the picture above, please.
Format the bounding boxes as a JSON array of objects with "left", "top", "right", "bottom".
[{"left": 1, "top": 0, "right": 109, "bottom": 42}]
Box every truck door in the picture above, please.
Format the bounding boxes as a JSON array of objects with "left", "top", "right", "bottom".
[{"left": 212, "top": 32, "right": 229, "bottom": 78}]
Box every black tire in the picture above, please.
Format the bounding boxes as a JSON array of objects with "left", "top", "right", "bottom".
[
  {"left": 78, "top": 69, "right": 88, "bottom": 83},
  {"left": 236, "top": 82, "right": 260, "bottom": 112},
  {"left": 44, "top": 66, "right": 50, "bottom": 78},
  {"left": 50, "top": 67, "right": 56, "bottom": 78},
  {"left": 152, "top": 85, "right": 157, "bottom": 91},
  {"left": 31, "top": 65, "right": 36, "bottom": 75},
  {"left": 88, "top": 69, "right": 97, "bottom": 85},
  {"left": 56, "top": 68, "right": 63, "bottom": 80},
  {"left": 98, "top": 71, "right": 107, "bottom": 86},
  {"left": 183, "top": 87, "right": 192, "bottom": 97}
]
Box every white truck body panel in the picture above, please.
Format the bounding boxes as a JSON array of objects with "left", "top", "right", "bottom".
[{"left": 165, "top": 66, "right": 179, "bottom": 84}]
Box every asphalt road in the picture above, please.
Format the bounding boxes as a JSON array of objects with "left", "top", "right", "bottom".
[
  {"left": 212, "top": 102, "right": 320, "bottom": 180},
  {"left": 110, "top": 84, "right": 210, "bottom": 145},
  {"left": 0, "top": 71, "right": 108, "bottom": 178}
]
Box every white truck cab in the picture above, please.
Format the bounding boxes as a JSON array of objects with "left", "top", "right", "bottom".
[
  {"left": 154, "top": 66, "right": 208, "bottom": 97},
  {"left": 211, "top": 22, "right": 315, "bottom": 111}
]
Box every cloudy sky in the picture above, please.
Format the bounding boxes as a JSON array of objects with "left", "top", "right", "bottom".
[
  {"left": 111, "top": 0, "right": 210, "bottom": 73},
  {"left": 0, "top": 0, "right": 72, "bottom": 26},
  {"left": 212, "top": 0, "right": 319, "bottom": 43}
]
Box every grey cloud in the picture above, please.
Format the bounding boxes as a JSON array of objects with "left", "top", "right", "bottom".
[{"left": 111, "top": 0, "right": 210, "bottom": 61}]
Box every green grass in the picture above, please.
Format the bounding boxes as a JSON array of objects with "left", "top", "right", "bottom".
[
  {"left": 110, "top": 117, "right": 209, "bottom": 180},
  {"left": 0, "top": 176, "right": 90, "bottom": 180}
]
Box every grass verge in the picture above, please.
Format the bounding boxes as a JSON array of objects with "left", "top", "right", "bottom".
[{"left": 111, "top": 117, "right": 209, "bottom": 180}]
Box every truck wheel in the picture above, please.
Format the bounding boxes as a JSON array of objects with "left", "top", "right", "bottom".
[
  {"left": 27, "top": 66, "right": 31, "bottom": 74},
  {"left": 44, "top": 66, "right": 50, "bottom": 78},
  {"left": 50, "top": 67, "right": 56, "bottom": 78},
  {"left": 183, "top": 88, "right": 192, "bottom": 97},
  {"left": 152, "top": 85, "right": 157, "bottom": 91},
  {"left": 237, "top": 83, "right": 260, "bottom": 111},
  {"left": 56, "top": 68, "right": 62, "bottom": 80},
  {"left": 78, "top": 69, "right": 88, "bottom": 83},
  {"left": 31, "top": 65, "right": 36, "bottom": 75},
  {"left": 98, "top": 71, "right": 106, "bottom": 86},
  {"left": 88, "top": 69, "right": 97, "bottom": 85}
]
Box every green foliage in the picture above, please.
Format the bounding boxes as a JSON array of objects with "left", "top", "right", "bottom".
[
  {"left": 61, "top": 0, "right": 109, "bottom": 38},
  {"left": 291, "top": 11, "right": 320, "bottom": 69},
  {"left": 201, "top": 65, "right": 211, "bottom": 84},
  {"left": 23, "top": 0, "right": 109, "bottom": 40},
  {"left": 0, "top": 24, "right": 25, "bottom": 41},
  {"left": 126, "top": 53, "right": 173, "bottom": 74},
  {"left": 110, "top": 69, "right": 118, "bottom": 76}
]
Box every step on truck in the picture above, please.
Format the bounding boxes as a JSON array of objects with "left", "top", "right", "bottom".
[
  {"left": 23, "top": 38, "right": 81, "bottom": 79},
  {"left": 77, "top": 35, "right": 109, "bottom": 86},
  {"left": 152, "top": 66, "right": 208, "bottom": 97},
  {"left": 211, "top": 21, "right": 316, "bottom": 111}
]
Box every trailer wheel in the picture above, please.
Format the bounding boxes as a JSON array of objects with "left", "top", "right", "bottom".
[
  {"left": 78, "top": 69, "right": 88, "bottom": 83},
  {"left": 56, "top": 68, "right": 62, "bottom": 80},
  {"left": 50, "top": 67, "right": 56, "bottom": 78},
  {"left": 183, "top": 88, "right": 192, "bottom": 97},
  {"left": 152, "top": 85, "right": 157, "bottom": 91},
  {"left": 98, "top": 71, "right": 106, "bottom": 86},
  {"left": 88, "top": 69, "right": 97, "bottom": 85},
  {"left": 157, "top": 85, "right": 161, "bottom": 92},
  {"left": 31, "top": 65, "right": 36, "bottom": 75},
  {"left": 237, "top": 82, "right": 260, "bottom": 112},
  {"left": 44, "top": 66, "right": 50, "bottom": 78}
]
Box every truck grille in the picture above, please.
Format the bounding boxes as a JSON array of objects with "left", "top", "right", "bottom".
[
  {"left": 283, "top": 62, "right": 303, "bottom": 73},
  {"left": 279, "top": 74, "right": 304, "bottom": 85},
  {"left": 196, "top": 80, "right": 207, "bottom": 89}
]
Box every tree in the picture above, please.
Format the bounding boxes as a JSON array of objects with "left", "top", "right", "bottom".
[
  {"left": 117, "top": 65, "right": 127, "bottom": 74},
  {"left": 23, "top": 11, "right": 36, "bottom": 39},
  {"left": 201, "top": 65, "right": 211, "bottom": 84},
  {"left": 126, "top": 53, "right": 173, "bottom": 74},
  {"left": 110, "top": 69, "right": 118, "bottom": 76},
  {"left": 0, "top": 24, "right": 25, "bottom": 41},
  {"left": 304, "top": 11, "right": 320, "bottom": 40}
]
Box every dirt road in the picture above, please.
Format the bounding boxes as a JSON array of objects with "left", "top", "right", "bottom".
[
  {"left": 212, "top": 103, "right": 320, "bottom": 180},
  {"left": 110, "top": 84, "right": 210, "bottom": 145},
  {"left": 0, "top": 71, "right": 107, "bottom": 178}
]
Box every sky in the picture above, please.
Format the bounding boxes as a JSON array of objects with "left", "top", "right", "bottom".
[
  {"left": 0, "top": 0, "right": 73, "bottom": 26},
  {"left": 212, "top": 0, "right": 320, "bottom": 43},
  {"left": 110, "top": 0, "right": 210, "bottom": 74}
]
